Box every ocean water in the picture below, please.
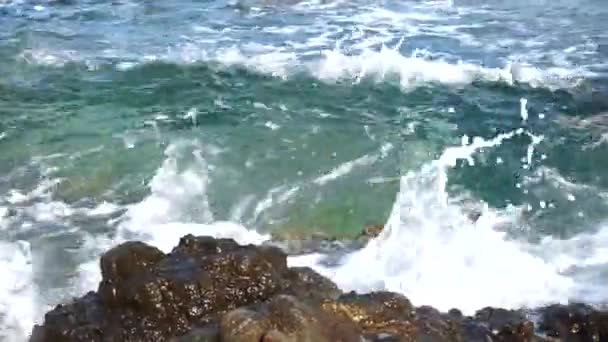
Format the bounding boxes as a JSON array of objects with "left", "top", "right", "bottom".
[{"left": 2, "top": 0, "right": 608, "bottom": 339}]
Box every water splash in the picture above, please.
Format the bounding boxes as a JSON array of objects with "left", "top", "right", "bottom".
[
  {"left": 0, "top": 241, "right": 36, "bottom": 342},
  {"left": 291, "top": 129, "right": 577, "bottom": 313}
]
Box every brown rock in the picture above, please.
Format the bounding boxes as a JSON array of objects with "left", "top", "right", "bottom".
[
  {"left": 282, "top": 267, "right": 341, "bottom": 301},
  {"left": 171, "top": 326, "right": 220, "bottom": 342},
  {"left": 30, "top": 235, "right": 607, "bottom": 342},
  {"left": 32, "top": 236, "right": 290, "bottom": 341},
  {"left": 220, "top": 308, "right": 270, "bottom": 342},
  {"left": 323, "top": 291, "right": 417, "bottom": 341},
  {"left": 219, "top": 295, "right": 362, "bottom": 342},
  {"left": 100, "top": 241, "right": 165, "bottom": 283},
  {"left": 359, "top": 224, "right": 384, "bottom": 239},
  {"left": 473, "top": 307, "right": 540, "bottom": 342},
  {"left": 415, "top": 306, "right": 463, "bottom": 342},
  {"left": 264, "top": 295, "right": 362, "bottom": 342}
]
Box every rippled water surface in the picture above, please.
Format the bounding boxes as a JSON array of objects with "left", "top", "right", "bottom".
[{"left": 1, "top": 0, "right": 608, "bottom": 340}]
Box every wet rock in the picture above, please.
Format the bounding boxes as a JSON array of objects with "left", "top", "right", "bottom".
[
  {"left": 220, "top": 308, "right": 270, "bottom": 342},
  {"left": 493, "top": 320, "right": 539, "bottom": 342},
  {"left": 218, "top": 295, "right": 362, "bottom": 342},
  {"left": 32, "top": 235, "right": 290, "bottom": 342},
  {"left": 474, "top": 307, "right": 527, "bottom": 332},
  {"left": 99, "top": 241, "right": 164, "bottom": 284},
  {"left": 323, "top": 291, "right": 417, "bottom": 341},
  {"left": 357, "top": 224, "right": 384, "bottom": 240},
  {"left": 282, "top": 266, "right": 341, "bottom": 301},
  {"left": 171, "top": 326, "right": 220, "bottom": 342},
  {"left": 30, "top": 292, "right": 108, "bottom": 342},
  {"left": 473, "top": 307, "right": 540, "bottom": 342},
  {"left": 30, "top": 235, "right": 608, "bottom": 342},
  {"left": 414, "top": 306, "right": 463, "bottom": 342},
  {"left": 538, "top": 303, "right": 608, "bottom": 341},
  {"left": 263, "top": 295, "right": 362, "bottom": 341},
  {"left": 413, "top": 306, "right": 541, "bottom": 342}
]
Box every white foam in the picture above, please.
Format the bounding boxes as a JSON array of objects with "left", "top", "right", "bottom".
[
  {"left": 520, "top": 98, "right": 528, "bottom": 122},
  {"left": 291, "top": 130, "right": 576, "bottom": 314},
  {"left": 525, "top": 132, "right": 543, "bottom": 167},
  {"left": 8, "top": 130, "right": 606, "bottom": 341},
  {"left": 12, "top": 0, "right": 595, "bottom": 93},
  {"left": 11, "top": 132, "right": 606, "bottom": 342},
  {"left": 117, "top": 140, "right": 269, "bottom": 251},
  {"left": 6, "top": 178, "right": 62, "bottom": 205},
  {"left": 86, "top": 202, "right": 121, "bottom": 217},
  {"left": 314, "top": 154, "right": 378, "bottom": 185},
  {"left": 212, "top": 46, "right": 297, "bottom": 79},
  {"left": 229, "top": 195, "right": 256, "bottom": 222},
  {"left": 68, "top": 142, "right": 272, "bottom": 317},
  {"left": 0, "top": 241, "right": 36, "bottom": 342},
  {"left": 313, "top": 143, "right": 393, "bottom": 186},
  {"left": 528, "top": 224, "right": 608, "bottom": 303},
  {"left": 121, "top": 140, "right": 214, "bottom": 231},
  {"left": 25, "top": 201, "right": 74, "bottom": 222},
  {"left": 311, "top": 46, "right": 586, "bottom": 90},
  {"left": 264, "top": 121, "right": 280, "bottom": 130},
  {"left": 73, "top": 234, "right": 116, "bottom": 299},
  {"left": 252, "top": 185, "right": 296, "bottom": 222},
  {"left": 18, "top": 48, "right": 99, "bottom": 70},
  {"left": 131, "top": 221, "right": 269, "bottom": 253},
  {"left": 312, "top": 46, "right": 482, "bottom": 88},
  {"left": 254, "top": 102, "right": 271, "bottom": 110},
  {"left": 583, "top": 133, "right": 608, "bottom": 150},
  {"left": 183, "top": 107, "right": 199, "bottom": 126},
  {"left": 524, "top": 166, "right": 594, "bottom": 193},
  {"left": 107, "top": 41, "right": 585, "bottom": 91}
]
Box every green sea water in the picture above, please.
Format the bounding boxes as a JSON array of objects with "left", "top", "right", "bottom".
[{"left": 1, "top": 0, "right": 608, "bottom": 340}]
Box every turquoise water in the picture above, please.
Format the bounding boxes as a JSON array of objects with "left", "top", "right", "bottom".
[{"left": 1, "top": 0, "right": 608, "bottom": 339}]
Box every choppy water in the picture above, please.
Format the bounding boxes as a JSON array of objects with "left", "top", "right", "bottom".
[{"left": 2, "top": 0, "right": 608, "bottom": 340}]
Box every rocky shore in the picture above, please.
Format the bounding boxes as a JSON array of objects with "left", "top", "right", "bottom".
[{"left": 31, "top": 235, "right": 608, "bottom": 342}]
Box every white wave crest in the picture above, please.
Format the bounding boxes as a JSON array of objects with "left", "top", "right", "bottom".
[
  {"left": 290, "top": 130, "right": 582, "bottom": 314},
  {"left": 207, "top": 44, "right": 585, "bottom": 91},
  {"left": 116, "top": 139, "right": 270, "bottom": 252}
]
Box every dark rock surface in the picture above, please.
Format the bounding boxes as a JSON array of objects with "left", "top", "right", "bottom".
[
  {"left": 538, "top": 304, "right": 608, "bottom": 341},
  {"left": 31, "top": 235, "right": 608, "bottom": 342}
]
